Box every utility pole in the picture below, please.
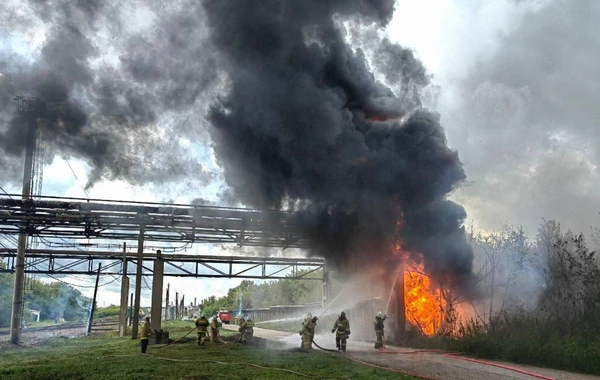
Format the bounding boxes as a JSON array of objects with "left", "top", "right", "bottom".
[
  {"left": 129, "top": 292, "right": 133, "bottom": 326},
  {"left": 181, "top": 295, "right": 185, "bottom": 318},
  {"left": 131, "top": 221, "right": 146, "bottom": 339},
  {"left": 119, "top": 243, "right": 129, "bottom": 337},
  {"left": 165, "top": 283, "right": 169, "bottom": 321},
  {"left": 175, "top": 292, "right": 179, "bottom": 320},
  {"left": 87, "top": 263, "right": 102, "bottom": 335},
  {"left": 10, "top": 96, "right": 45, "bottom": 344}
]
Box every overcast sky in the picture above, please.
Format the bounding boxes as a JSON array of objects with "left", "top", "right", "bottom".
[{"left": 1, "top": 0, "right": 599, "bottom": 306}]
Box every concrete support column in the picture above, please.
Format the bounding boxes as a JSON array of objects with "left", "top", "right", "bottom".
[
  {"left": 10, "top": 116, "right": 36, "bottom": 345},
  {"left": 119, "top": 243, "right": 129, "bottom": 337},
  {"left": 131, "top": 222, "right": 145, "bottom": 340},
  {"left": 151, "top": 250, "right": 164, "bottom": 332},
  {"left": 395, "top": 261, "right": 406, "bottom": 342},
  {"left": 322, "top": 264, "right": 330, "bottom": 308}
]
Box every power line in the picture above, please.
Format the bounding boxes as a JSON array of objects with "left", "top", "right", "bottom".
[
  {"left": 0, "top": 185, "right": 19, "bottom": 205},
  {"left": 59, "top": 150, "right": 90, "bottom": 199}
]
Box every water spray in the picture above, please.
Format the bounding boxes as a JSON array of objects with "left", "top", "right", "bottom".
[
  {"left": 318, "top": 286, "right": 349, "bottom": 318},
  {"left": 384, "top": 265, "right": 402, "bottom": 316}
]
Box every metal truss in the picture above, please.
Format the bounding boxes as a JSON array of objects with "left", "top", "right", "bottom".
[
  {"left": 0, "top": 194, "right": 311, "bottom": 249},
  {"left": 0, "top": 248, "right": 325, "bottom": 280}
]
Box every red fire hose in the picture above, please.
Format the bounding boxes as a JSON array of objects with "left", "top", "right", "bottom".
[
  {"left": 443, "top": 354, "right": 556, "bottom": 380},
  {"left": 375, "top": 347, "right": 556, "bottom": 380}
]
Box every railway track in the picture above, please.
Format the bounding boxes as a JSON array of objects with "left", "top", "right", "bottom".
[{"left": 0, "top": 319, "right": 120, "bottom": 336}]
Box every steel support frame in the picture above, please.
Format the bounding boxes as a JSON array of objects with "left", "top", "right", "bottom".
[{"left": 0, "top": 249, "right": 325, "bottom": 280}]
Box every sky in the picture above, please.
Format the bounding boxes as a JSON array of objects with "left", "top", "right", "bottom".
[{"left": 1, "top": 0, "right": 599, "bottom": 307}]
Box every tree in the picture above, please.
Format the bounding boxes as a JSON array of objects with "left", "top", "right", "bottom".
[{"left": 469, "top": 225, "right": 537, "bottom": 328}]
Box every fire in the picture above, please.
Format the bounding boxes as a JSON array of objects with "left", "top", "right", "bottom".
[
  {"left": 367, "top": 115, "right": 393, "bottom": 122},
  {"left": 404, "top": 264, "right": 445, "bottom": 336},
  {"left": 393, "top": 240, "right": 448, "bottom": 336}
]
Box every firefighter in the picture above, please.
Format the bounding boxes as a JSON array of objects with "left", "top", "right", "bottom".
[
  {"left": 210, "top": 316, "right": 221, "bottom": 343},
  {"left": 299, "top": 313, "right": 316, "bottom": 349},
  {"left": 310, "top": 315, "right": 318, "bottom": 344},
  {"left": 331, "top": 311, "right": 350, "bottom": 352},
  {"left": 195, "top": 314, "right": 210, "bottom": 346},
  {"left": 140, "top": 316, "right": 152, "bottom": 353},
  {"left": 374, "top": 311, "right": 387, "bottom": 348},
  {"left": 239, "top": 316, "right": 254, "bottom": 344}
]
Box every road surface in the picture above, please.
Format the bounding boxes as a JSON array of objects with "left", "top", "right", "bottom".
[{"left": 223, "top": 324, "right": 600, "bottom": 380}]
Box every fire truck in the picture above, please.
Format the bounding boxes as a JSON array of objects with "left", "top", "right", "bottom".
[{"left": 218, "top": 309, "right": 232, "bottom": 324}]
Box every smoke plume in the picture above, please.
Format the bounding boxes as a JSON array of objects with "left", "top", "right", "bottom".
[
  {"left": 203, "top": 0, "right": 473, "bottom": 278},
  {"left": 0, "top": 0, "right": 216, "bottom": 187},
  {"left": 1, "top": 0, "right": 473, "bottom": 280}
]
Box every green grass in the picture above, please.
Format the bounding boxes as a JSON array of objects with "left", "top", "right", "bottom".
[
  {"left": 0, "top": 321, "right": 418, "bottom": 380},
  {"left": 400, "top": 317, "right": 600, "bottom": 376}
]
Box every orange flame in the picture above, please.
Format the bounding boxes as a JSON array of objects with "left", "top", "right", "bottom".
[
  {"left": 404, "top": 264, "right": 445, "bottom": 336},
  {"left": 393, "top": 236, "right": 447, "bottom": 336},
  {"left": 367, "top": 115, "right": 392, "bottom": 122}
]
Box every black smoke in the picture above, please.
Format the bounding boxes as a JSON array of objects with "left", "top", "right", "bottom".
[
  {"left": 0, "top": 0, "right": 473, "bottom": 279},
  {"left": 0, "top": 0, "right": 215, "bottom": 187},
  {"left": 203, "top": 0, "right": 473, "bottom": 278}
]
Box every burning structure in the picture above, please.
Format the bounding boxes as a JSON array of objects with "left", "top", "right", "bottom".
[
  {"left": 203, "top": 0, "right": 474, "bottom": 336},
  {"left": 1, "top": 0, "right": 474, "bottom": 338}
]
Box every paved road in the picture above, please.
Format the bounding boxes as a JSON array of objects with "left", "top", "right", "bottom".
[{"left": 223, "top": 325, "right": 600, "bottom": 380}]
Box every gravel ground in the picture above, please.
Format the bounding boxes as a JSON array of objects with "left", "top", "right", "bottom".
[
  {"left": 0, "top": 326, "right": 88, "bottom": 349},
  {"left": 223, "top": 325, "right": 600, "bottom": 380}
]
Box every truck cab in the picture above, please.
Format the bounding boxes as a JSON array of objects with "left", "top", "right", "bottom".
[{"left": 218, "top": 309, "right": 231, "bottom": 324}]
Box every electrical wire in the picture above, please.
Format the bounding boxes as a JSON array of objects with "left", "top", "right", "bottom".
[
  {"left": 59, "top": 149, "right": 90, "bottom": 199},
  {"left": 0, "top": 185, "right": 19, "bottom": 205}
]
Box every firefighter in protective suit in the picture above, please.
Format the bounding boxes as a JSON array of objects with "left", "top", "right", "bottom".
[
  {"left": 195, "top": 314, "right": 210, "bottom": 345},
  {"left": 332, "top": 311, "right": 350, "bottom": 352},
  {"left": 299, "top": 313, "right": 316, "bottom": 349},
  {"left": 239, "top": 317, "right": 254, "bottom": 344},
  {"left": 374, "top": 311, "right": 387, "bottom": 348},
  {"left": 210, "top": 316, "right": 221, "bottom": 343}
]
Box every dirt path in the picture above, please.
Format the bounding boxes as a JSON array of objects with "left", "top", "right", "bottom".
[{"left": 223, "top": 325, "right": 600, "bottom": 380}]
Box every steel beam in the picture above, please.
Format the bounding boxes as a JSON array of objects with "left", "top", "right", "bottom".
[{"left": 0, "top": 195, "right": 311, "bottom": 248}]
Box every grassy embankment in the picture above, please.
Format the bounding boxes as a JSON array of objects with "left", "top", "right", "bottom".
[
  {"left": 0, "top": 320, "right": 417, "bottom": 380},
  {"left": 402, "top": 316, "right": 600, "bottom": 376}
]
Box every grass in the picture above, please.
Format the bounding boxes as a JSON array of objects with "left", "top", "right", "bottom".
[
  {"left": 0, "top": 320, "right": 418, "bottom": 380},
  {"left": 401, "top": 316, "right": 600, "bottom": 376}
]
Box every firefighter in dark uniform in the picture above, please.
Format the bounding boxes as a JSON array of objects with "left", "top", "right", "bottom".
[
  {"left": 332, "top": 311, "right": 350, "bottom": 352},
  {"left": 239, "top": 316, "right": 255, "bottom": 344},
  {"left": 195, "top": 314, "right": 210, "bottom": 345},
  {"left": 374, "top": 311, "right": 387, "bottom": 348}
]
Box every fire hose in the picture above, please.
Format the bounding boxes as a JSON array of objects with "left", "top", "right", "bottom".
[
  {"left": 312, "top": 339, "right": 556, "bottom": 380},
  {"left": 375, "top": 347, "right": 556, "bottom": 380},
  {"left": 312, "top": 339, "right": 435, "bottom": 380},
  {"left": 153, "top": 326, "right": 197, "bottom": 349},
  {"left": 146, "top": 356, "right": 351, "bottom": 379},
  {"left": 154, "top": 327, "right": 243, "bottom": 349}
]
